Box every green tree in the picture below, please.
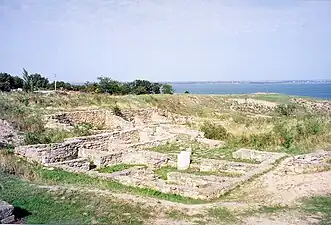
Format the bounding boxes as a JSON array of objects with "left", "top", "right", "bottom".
[
  {"left": 22, "top": 68, "right": 33, "bottom": 92},
  {"left": 22, "top": 69, "right": 49, "bottom": 92},
  {"left": 12, "top": 76, "right": 23, "bottom": 89},
  {"left": 161, "top": 84, "right": 174, "bottom": 94},
  {"left": 152, "top": 83, "right": 161, "bottom": 94},
  {"left": 131, "top": 80, "right": 152, "bottom": 95},
  {"left": 97, "top": 77, "right": 122, "bottom": 94},
  {"left": 0, "top": 73, "right": 23, "bottom": 91},
  {"left": 0, "top": 73, "right": 12, "bottom": 91},
  {"left": 84, "top": 82, "right": 100, "bottom": 93}
]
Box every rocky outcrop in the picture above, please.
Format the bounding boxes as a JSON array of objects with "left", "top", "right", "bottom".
[
  {"left": 228, "top": 98, "right": 278, "bottom": 114},
  {"left": 290, "top": 98, "right": 331, "bottom": 115},
  {"left": 0, "top": 119, "right": 20, "bottom": 148},
  {"left": 282, "top": 150, "right": 331, "bottom": 174}
]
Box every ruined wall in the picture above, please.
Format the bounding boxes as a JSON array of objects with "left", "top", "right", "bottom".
[
  {"left": 47, "top": 158, "right": 90, "bottom": 171},
  {"left": 14, "top": 140, "right": 80, "bottom": 164},
  {"left": 47, "top": 109, "right": 133, "bottom": 130}
]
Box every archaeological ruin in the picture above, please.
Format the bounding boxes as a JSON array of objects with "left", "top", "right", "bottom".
[{"left": 14, "top": 108, "right": 289, "bottom": 200}]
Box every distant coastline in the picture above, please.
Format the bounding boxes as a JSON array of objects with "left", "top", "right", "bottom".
[
  {"left": 170, "top": 82, "right": 331, "bottom": 99},
  {"left": 167, "top": 80, "right": 331, "bottom": 85}
]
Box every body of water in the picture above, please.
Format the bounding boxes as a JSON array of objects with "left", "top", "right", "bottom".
[{"left": 171, "top": 83, "right": 331, "bottom": 99}]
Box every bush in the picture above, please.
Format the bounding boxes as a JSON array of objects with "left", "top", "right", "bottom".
[
  {"left": 200, "top": 121, "right": 229, "bottom": 140},
  {"left": 276, "top": 104, "right": 296, "bottom": 116},
  {"left": 73, "top": 123, "right": 93, "bottom": 136},
  {"left": 112, "top": 104, "right": 123, "bottom": 117}
]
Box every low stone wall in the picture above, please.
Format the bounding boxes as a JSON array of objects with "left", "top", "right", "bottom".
[
  {"left": 47, "top": 158, "right": 90, "bottom": 171},
  {"left": 0, "top": 201, "right": 14, "bottom": 224},
  {"left": 14, "top": 128, "right": 164, "bottom": 165},
  {"left": 167, "top": 172, "right": 232, "bottom": 188},
  {"left": 198, "top": 158, "right": 258, "bottom": 174},
  {"left": 14, "top": 140, "right": 80, "bottom": 164},
  {"left": 232, "top": 148, "right": 285, "bottom": 162},
  {"left": 46, "top": 109, "right": 133, "bottom": 130},
  {"left": 122, "top": 150, "right": 171, "bottom": 167}
]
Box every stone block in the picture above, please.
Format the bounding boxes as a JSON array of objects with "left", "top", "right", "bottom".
[
  {"left": 0, "top": 201, "right": 14, "bottom": 220},
  {"left": 177, "top": 151, "right": 190, "bottom": 170},
  {"left": 1, "top": 215, "right": 15, "bottom": 224}
]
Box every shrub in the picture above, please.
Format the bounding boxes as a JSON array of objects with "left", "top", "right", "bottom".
[
  {"left": 200, "top": 121, "right": 229, "bottom": 140},
  {"left": 273, "top": 121, "right": 294, "bottom": 148},
  {"left": 112, "top": 104, "right": 123, "bottom": 117},
  {"left": 73, "top": 123, "right": 93, "bottom": 136},
  {"left": 276, "top": 104, "right": 296, "bottom": 116}
]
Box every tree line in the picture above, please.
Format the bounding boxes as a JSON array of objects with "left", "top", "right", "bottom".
[{"left": 0, "top": 68, "right": 174, "bottom": 95}]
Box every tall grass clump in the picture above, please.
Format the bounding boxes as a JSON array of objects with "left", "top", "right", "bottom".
[
  {"left": 200, "top": 121, "right": 230, "bottom": 140},
  {"left": 203, "top": 115, "right": 330, "bottom": 153},
  {"left": 24, "top": 123, "right": 94, "bottom": 145},
  {"left": 0, "top": 149, "right": 40, "bottom": 180}
]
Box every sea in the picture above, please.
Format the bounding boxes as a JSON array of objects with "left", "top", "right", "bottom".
[{"left": 171, "top": 83, "right": 331, "bottom": 99}]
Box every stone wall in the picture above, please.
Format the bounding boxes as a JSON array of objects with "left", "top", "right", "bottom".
[
  {"left": 122, "top": 150, "right": 171, "bottom": 167},
  {"left": 47, "top": 158, "right": 90, "bottom": 171},
  {"left": 232, "top": 148, "right": 285, "bottom": 162},
  {"left": 46, "top": 109, "right": 133, "bottom": 130},
  {"left": 14, "top": 140, "right": 80, "bottom": 164}
]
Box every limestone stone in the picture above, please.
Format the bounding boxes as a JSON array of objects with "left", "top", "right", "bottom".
[
  {"left": 177, "top": 151, "right": 191, "bottom": 170},
  {"left": 0, "top": 201, "right": 14, "bottom": 220},
  {"left": 232, "top": 148, "right": 284, "bottom": 162},
  {"left": 196, "top": 138, "right": 225, "bottom": 148},
  {"left": 1, "top": 215, "right": 15, "bottom": 224}
]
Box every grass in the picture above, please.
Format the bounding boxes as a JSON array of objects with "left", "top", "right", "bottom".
[
  {"left": 0, "top": 151, "right": 204, "bottom": 204},
  {"left": 97, "top": 164, "right": 146, "bottom": 173},
  {"left": 302, "top": 195, "right": 331, "bottom": 225},
  {"left": 242, "top": 205, "right": 292, "bottom": 216},
  {"left": 240, "top": 196, "right": 331, "bottom": 225},
  {"left": 149, "top": 142, "right": 259, "bottom": 163},
  {"left": 200, "top": 115, "right": 331, "bottom": 154},
  {"left": 155, "top": 166, "right": 241, "bottom": 180},
  {"left": 208, "top": 207, "right": 240, "bottom": 224},
  {"left": 0, "top": 173, "right": 151, "bottom": 224}
]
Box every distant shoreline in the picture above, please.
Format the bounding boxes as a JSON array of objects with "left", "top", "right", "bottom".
[{"left": 168, "top": 80, "right": 331, "bottom": 85}]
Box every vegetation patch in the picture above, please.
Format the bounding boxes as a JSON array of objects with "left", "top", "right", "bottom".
[
  {"left": 302, "top": 195, "right": 331, "bottom": 225},
  {"left": 24, "top": 123, "right": 94, "bottom": 145},
  {"left": 0, "top": 173, "right": 151, "bottom": 224},
  {"left": 208, "top": 207, "right": 240, "bottom": 224},
  {"left": 200, "top": 121, "right": 230, "bottom": 140},
  {"left": 155, "top": 166, "right": 241, "bottom": 180},
  {"left": 98, "top": 164, "right": 146, "bottom": 173}
]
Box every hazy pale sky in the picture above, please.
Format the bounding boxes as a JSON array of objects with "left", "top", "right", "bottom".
[{"left": 1, "top": 0, "right": 331, "bottom": 82}]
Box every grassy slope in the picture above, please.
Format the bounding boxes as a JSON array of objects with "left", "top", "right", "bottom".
[{"left": 0, "top": 173, "right": 151, "bottom": 225}]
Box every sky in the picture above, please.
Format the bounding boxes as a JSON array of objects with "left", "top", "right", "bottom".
[{"left": 0, "top": 0, "right": 331, "bottom": 82}]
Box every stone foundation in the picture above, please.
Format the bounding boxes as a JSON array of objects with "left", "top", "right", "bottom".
[
  {"left": 14, "top": 109, "right": 290, "bottom": 200},
  {"left": 282, "top": 150, "right": 331, "bottom": 174}
]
